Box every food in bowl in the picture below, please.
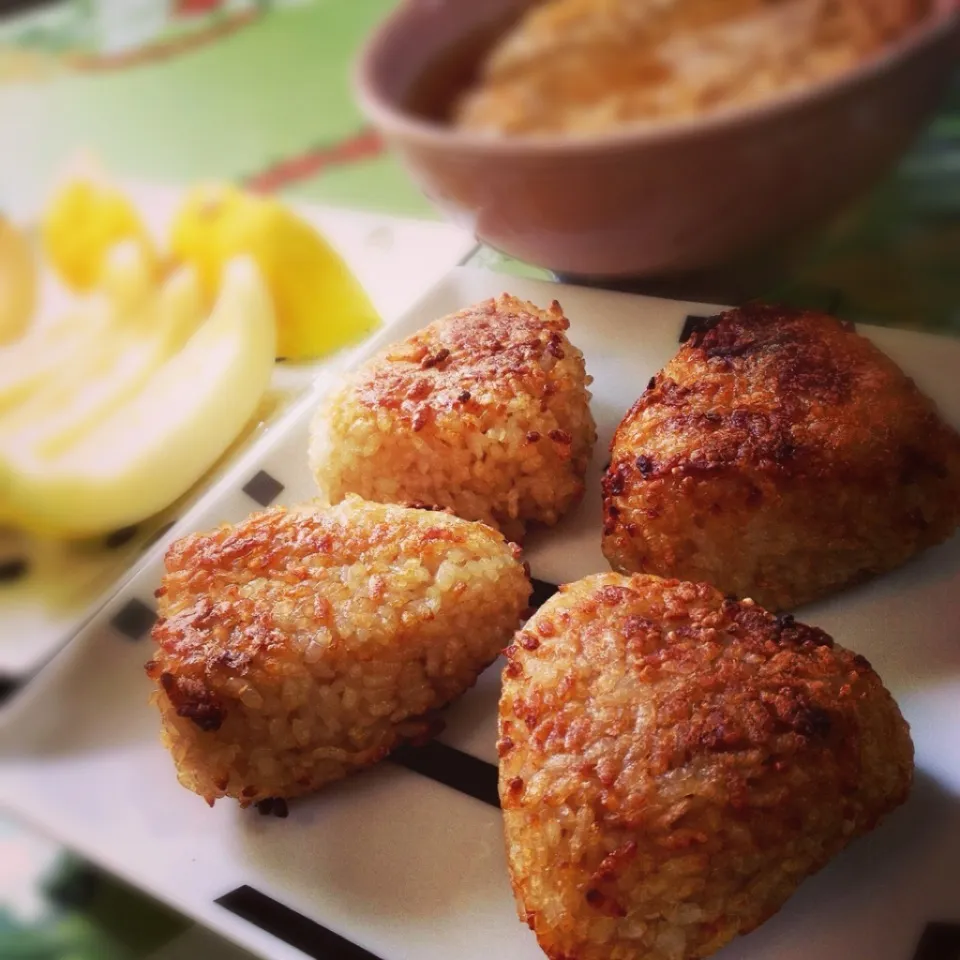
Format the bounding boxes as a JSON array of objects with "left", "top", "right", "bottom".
[
  {"left": 499, "top": 571, "right": 913, "bottom": 960},
  {"left": 357, "top": 0, "right": 958, "bottom": 276},
  {"left": 310, "top": 295, "right": 597, "bottom": 541},
  {"left": 455, "top": 0, "right": 934, "bottom": 136},
  {"left": 601, "top": 303, "right": 960, "bottom": 611},
  {"left": 146, "top": 496, "right": 530, "bottom": 807}
]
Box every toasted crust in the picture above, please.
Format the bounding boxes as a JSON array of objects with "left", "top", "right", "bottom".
[
  {"left": 601, "top": 304, "right": 960, "bottom": 611},
  {"left": 310, "top": 295, "right": 596, "bottom": 539},
  {"left": 356, "top": 294, "right": 577, "bottom": 418},
  {"left": 499, "top": 573, "right": 913, "bottom": 960},
  {"left": 147, "top": 497, "right": 530, "bottom": 805}
]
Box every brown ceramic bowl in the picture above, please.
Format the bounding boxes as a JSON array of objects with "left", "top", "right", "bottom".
[{"left": 355, "top": 0, "right": 960, "bottom": 280}]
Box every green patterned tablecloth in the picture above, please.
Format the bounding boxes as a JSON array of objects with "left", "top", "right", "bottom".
[{"left": 0, "top": 2, "right": 958, "bottom": 958}]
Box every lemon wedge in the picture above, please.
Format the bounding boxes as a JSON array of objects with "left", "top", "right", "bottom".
[
  {"left": 0, "top": 257, "right": 275, "bottom": 537},
  {"left": 0, "top": 215, "right": 37, "bottom": 345},
  {"left": 42, "top": 174, "right": 156, "bottom": 292},
  {"left": 0, "top": 301, "right": 111, "bottom": 417},
  {"left": 0, "top": 241, "right": 152, "bottom": 419},
  {"left": 1, "top": 261, "right": 204, "bottom": 460},
  {"left": 170, "top": 184, "right": 380, "bottom": 360}
]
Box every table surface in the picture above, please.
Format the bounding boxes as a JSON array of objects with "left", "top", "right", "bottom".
[{"left": 0, "top": 2, "right": 958, "bottom": 958}]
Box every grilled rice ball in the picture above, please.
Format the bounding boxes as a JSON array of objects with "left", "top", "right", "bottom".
[
  {"left": 309, "top": 295, "right": 596, "bottom": 541},
  {"left": 499, "top": 572, "right": 913, "bottom": 960},
  {"left": 602, "top": 303, "right": 960, "bottom": 611},
  {"left": 146, "top": 496, "right": 530, "bottom": 807}
]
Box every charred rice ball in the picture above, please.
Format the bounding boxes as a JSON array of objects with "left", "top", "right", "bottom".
[
  {"left": 309, "top": 295, "right": 597, "bottom": 541},
  {"left": 602, "top": 304, "right": 960, "bottom": 611},
  {"left": 499, "top": 572, "right": 913, "bottom": 960},
  {"left": 146, "top": 496, "right": 530, "bottom": 807}
]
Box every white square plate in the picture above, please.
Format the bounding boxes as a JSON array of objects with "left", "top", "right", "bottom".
[{"left": 0, "top": 268, "right": 957, "bottom": 960}]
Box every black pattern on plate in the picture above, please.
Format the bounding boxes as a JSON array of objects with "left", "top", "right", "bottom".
[
  {"left": 392, "top": 741, "right": 499, "bottom": 808},
  {"left": 110, "top": 598, "right": 157, "bottom": 640},
  {"left": 256, "top": 797, "right": 290, "bottom": 818},
  {"left": 217, "top": 885, "right": 384, "bottom": 960},
  {"left": 912, "top": 923, "right": 960, "bottom": 960},
  {"left": 530, "top": 578, "right": 560, "bottom": 610},
  {"left": 679, "top": 314, "right": 721, "bottom": 344},
  {"left": 45, "top": 862, "right": 102, "bottom": 910},
  {"left": 826, "top": 287, "right": 845, "bottom": 317},
  {"left": 242, "top": 470, "right": 285, "bottom": 507},
  {"left": 0, "top": 558, "right": 29, "bottom": 583},
  {"left": 0, "top": 675, "right": 20, "bottom": 708},
  {"left": 103, "top": 525, "right": 139, "bottom": 549}
]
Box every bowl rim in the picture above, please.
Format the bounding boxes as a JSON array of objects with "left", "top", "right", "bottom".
[{"left": 354, "top": 2, "right": 960, "bottom": 155}]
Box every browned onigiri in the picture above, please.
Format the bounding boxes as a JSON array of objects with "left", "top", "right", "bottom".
[
  {"left": 499, "top": 572, "right": 913, "bottom": 960},
  {"left": 146, "top": 496, "right": 530, "bottom": 807},
  {"left": 309, "top": 295, "right": 597, "bottom": 541},
  {"left": 602, "top": 304, "right": 960, "bottom": 611}
]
